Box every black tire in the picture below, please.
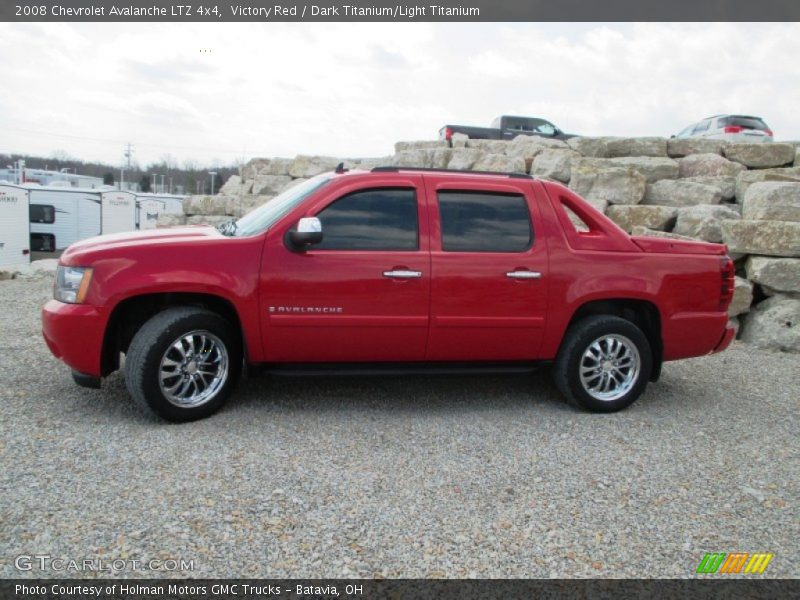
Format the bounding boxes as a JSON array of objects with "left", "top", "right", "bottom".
[
  {"left": 552, "top": 315, "right": 652, "bottom": 413},
  {"left": 124, "top": 307, "right": 241, "bottom": 422}
]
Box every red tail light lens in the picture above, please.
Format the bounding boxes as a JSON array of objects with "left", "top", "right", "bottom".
[
  {"left": 765, "top": 129, "right": 773, "bottom": 137},
  {"left": 444, "top": 127, "right": 453, "bottom": 142},
  {"left": 719, "top": 256, "right": 735, "bottom": 311},
  {"left": 723, "top": 126, "right": 743, "bottom": 134}
]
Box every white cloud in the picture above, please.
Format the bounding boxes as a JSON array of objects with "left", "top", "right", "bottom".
[{"left": 0, "top": 22, "right": 797, "bottom": 167}]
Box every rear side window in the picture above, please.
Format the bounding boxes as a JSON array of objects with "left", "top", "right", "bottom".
[
  {"left": 315, "top": 188, "right": 418, "bottom": 251},
  {"left": 719, "top": 116, "right": 769, "bottom": 131},
  {"left": 30, "top": 204, "right": 55, "bottom": 224},
  {"left": 692, "top": 120, "right": 711, "bottom": 133},
  {"left": 438, "top": 191, "right": 532, "bottom": 252}
]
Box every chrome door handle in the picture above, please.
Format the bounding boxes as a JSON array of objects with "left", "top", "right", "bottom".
[
  {"left": 383, "top": 270, "right": 423, "bottom": 279},
  {"left": 506, "top": 271, "right": 542, "bottom": 279}
]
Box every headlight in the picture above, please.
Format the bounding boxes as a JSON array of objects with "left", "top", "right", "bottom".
[{"left": 54, "top": 266, "right": 93, "bottom": 304}]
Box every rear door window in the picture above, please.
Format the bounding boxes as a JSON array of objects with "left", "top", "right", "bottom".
[
  {"left": 437, "top": 191, "right": 532, "bottom": 252},
  {"left": 692, "top": 120, "right": 711, "bottom": 134}
]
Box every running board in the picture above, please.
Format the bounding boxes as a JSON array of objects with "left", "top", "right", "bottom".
[{"left": 262, "top": 361, "right": 546, "bottom": 377}]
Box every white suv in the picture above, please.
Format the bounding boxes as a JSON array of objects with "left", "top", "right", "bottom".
[{"left": 674, "top": 115, "right": 773, "bottom": 143}]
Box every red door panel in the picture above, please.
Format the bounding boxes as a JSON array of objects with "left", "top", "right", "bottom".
[
  {"left": 424, "top": 177, "right": 549, "bottom": 361},
  {"left": 260, "top": 176, "right": 431, "bottom": 362}
]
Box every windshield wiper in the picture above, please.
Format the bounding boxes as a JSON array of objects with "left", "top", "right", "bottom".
[{"left": 217, "top": 218, "right": 238, "bottom": 237}]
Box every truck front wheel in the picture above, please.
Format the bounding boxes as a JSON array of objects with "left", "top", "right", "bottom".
[
  {"left": 124, "top": 307, "right": 241, "bottom": 422},
  {"left": 553, "top": 315, "right": 652, "bottom": 412}
]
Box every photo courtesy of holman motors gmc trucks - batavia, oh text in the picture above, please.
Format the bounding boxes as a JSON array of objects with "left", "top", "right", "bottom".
[{"left": 42, "top": 166, "right": 736, "bottom": 422}]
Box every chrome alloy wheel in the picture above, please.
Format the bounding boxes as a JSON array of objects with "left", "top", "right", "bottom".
[
  {"left": 159, "top": 330, "right": 229, "bottom": 408},
  {"left": 578, "top": 334, "right": 641, "bottom": 402}
]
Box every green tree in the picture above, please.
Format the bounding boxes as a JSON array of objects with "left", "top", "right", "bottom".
[
  {"left": 102, "top": 172, "right": 114, "bottom": 185},
  {"left": 139, "top": 175, "right": 151, "bottom": 193}
]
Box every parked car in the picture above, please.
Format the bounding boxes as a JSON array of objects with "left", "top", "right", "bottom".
[
  {"left": 673, "top": 114, "right": 773, "bottom": 143},
  {"left": 439, "top": 115, "right": 575, "bottom": 144},
  {"left": 42, "top": 166, "right": 736, "bottom": 422}
]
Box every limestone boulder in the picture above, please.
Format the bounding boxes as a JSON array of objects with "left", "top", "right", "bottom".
[
  {"left": 218, "top": 175, "right": 252, "bottom": 196},
  {"left": 156, "top": 214, "right": 188, "bottom": 228},
  {"left": 451, "top": 133, "right": 469, "bottom": 148},
  {"left": 605, "top": 205, "right": 677, "bottom": 233},
  {"left": 251, "top": 174, "right": 292, "bottom": 196},
  {"left": 466, "top": 139, "right": 509, "bottom": 154},
  {"left": 353, "top": 156, "right": 393, "bottom": 171},
  {"left": 572, "top": 157, "right": 678, "bottom": 183},
  {"left": 678, "top": 153, "right": 747, "bottom": 178},
  {"left": 393, "top": 148, "right": 452, "bottom": 169},
  {"left": 289, "top": 155, "right": 342, "bottom": 178},
  {"left": 642, "top": 180, "right": 722, "bottom": 207},
  {"left": 604, "top": 137, "right": 668, "bottom": 158},
  {"left": 724, "top": 143, "right": 796, "bottom": 169},
  {"left": 182, "top": 195, "right": 230, "bottom": 216},
  {"left": 721, "top": 220, "right": 800, "bottom": 257},
  {"left": 447, "top": 148, "right": 483, "bottom": 171},
  {"left": 242, "top": 158, "right": 292, "bottom": 179},
  {"left": 745, "top": 257, "right": 800, "bottom": 294},
  {"left": 729, "top": 276, "right": 754, "bottom": 317},
  {"left": 734, "top": 167, "right": 800, "bottom": 203},
  {"left": 673, "top": 204, "right": 741, "bottom": 242},
  {"left": 531, "top": 149, "right": 579, "bottom": 182},
  {"left": 224, "top": 195, "right": 272, "bottom": 218},
  {"left": 569, "top": 165, "right": 646, "bottom": 205},
  {"left": 667, "top": 138, "right": 726, "bottom": 158},
  {"left": 681, "top": 176, "right": 736, "bottom": 201},
  {"left": 629, "top": 226, "right": 696, "bottom": 241},
  {"left": 566, "top": 137, "right": 610, "bottom": 158},
  {"left": 739, "top": 295, "right": 800, "bottom": 353},
  {"left": 394, "top": 140, "right": 448, "bottom": 153},
  {"left": 505, "top": 135, "right": 568, "bottom": 161},
  {"left": 471, "top": 153, "right": 526, "bottom": 173},
  {"left": 742, "top": 182, "right": 800, "bottom": 222},
  {"left": 186, "top": 215, "right": 232, "bottom": 227}
]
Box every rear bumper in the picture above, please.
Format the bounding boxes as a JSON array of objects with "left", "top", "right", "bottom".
[
  {"left": 42, "top": 300, "right": 107, "bottom": 377},
  {"left": 662, "top": 311, "right": 731, "bottom": 361},
  {"left": 711, "top": 324, "right": 737, "bottom": 354}
]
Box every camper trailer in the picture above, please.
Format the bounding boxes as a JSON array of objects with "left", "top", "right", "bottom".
[
  {"left": 0, "top": 184, "right": 30, "bottom": 269},
  {"left": 135, "top": 192, "right": 185, "bottom": 230},
  {"left": 101, "top": 190, "right": 137, "bottom": 234},
  {"left": 136, "top": 197, "right": 166, "bottom": 231},
  {"left": 27, "top": 185, "right": 101, "bottom": 259}
]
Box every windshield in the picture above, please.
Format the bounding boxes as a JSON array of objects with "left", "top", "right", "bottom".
[{"left": 231, "top": 173, "right": 334, "bottom": 237}]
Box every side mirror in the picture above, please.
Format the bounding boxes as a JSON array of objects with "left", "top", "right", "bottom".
[{"left": 286, "top": 217, "right": 323, "bottom": 251}]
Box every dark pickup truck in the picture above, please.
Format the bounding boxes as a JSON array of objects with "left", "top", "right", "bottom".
[{"left": 439, "top": 115, "right": 576, "bottom": 143}]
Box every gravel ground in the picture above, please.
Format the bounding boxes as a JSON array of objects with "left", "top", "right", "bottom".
[{"left": 0, "top": 277, "right": 797, "bottom": 579}]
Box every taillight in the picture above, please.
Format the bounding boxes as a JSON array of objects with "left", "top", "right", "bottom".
[
  {"left": 765, "top": 129, "right": 773, "bottom": 137},
  {"left": 444, "top": 127, "right": 453, "bottom": 142},
  {"left": 723, "top": 126, "right": 743, "bottom": 134},
  {"left": 719, "top": 256, "right": 735, "bottom": 311}
]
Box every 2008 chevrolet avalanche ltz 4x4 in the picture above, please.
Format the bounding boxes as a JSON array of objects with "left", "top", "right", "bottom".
[{"left": 42, "top": 167, "right": 736, "bottom": 421}]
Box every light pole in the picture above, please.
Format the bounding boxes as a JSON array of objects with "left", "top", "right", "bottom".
[
  {"left": 151, "top": 173, "right": 157, "bottom": 193},
  {"left": 208, "top": 171, "right": 217, "bottom": 195},
  {"left": 160, "top": 174, "right": 165, "bottom": 194}
]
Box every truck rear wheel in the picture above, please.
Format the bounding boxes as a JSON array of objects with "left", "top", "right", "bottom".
[
  {"left": 124, "top": 307, "right": 241, "bottom": 422},
  {"left": 552, "top": 315, "right": 652, "bottom": 412}
]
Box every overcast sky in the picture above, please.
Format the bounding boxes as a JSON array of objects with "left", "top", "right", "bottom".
[{"left": 0, "top": 22, "right": 798, "bottom": 168}]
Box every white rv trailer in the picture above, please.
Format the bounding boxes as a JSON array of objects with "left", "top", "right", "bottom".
[
  {"left": 101, "top": 190, "right": 137, "bottom": 234},
  {"left": 136, "top": 197, "right": 166, "bottom": 231},
  {"left": 27, "top": 184, "right": 102, "bottom": 257},
  {"left": 134, "top": 193, "right": 187, "bottom": 230},
  {"left": 0, "top": 184, "right": 31, "bottom": 269}
]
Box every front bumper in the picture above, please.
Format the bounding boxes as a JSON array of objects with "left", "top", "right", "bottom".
[{"left": 42, "top": 300, "right": 107, "bottom": 377}]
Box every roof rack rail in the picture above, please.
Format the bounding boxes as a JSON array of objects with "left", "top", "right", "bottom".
[{"left": 371, "top": 166, "right": 533, "bottom": 179}]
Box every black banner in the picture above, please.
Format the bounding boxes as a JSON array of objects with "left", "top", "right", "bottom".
[
  {"left": 2, "top": 0, "right": 800, "bottom": 22},
  {"left": 2, "top": 579, "right": 800, "bottom": 600}
]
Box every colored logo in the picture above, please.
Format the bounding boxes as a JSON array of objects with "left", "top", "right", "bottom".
[{"left": 696, "top": 552, "right": 773, "bottom": 574}]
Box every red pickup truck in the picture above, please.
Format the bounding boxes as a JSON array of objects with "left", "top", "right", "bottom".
[{"left": 42, "top": 167, "right": 736, "bottom": 421}]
